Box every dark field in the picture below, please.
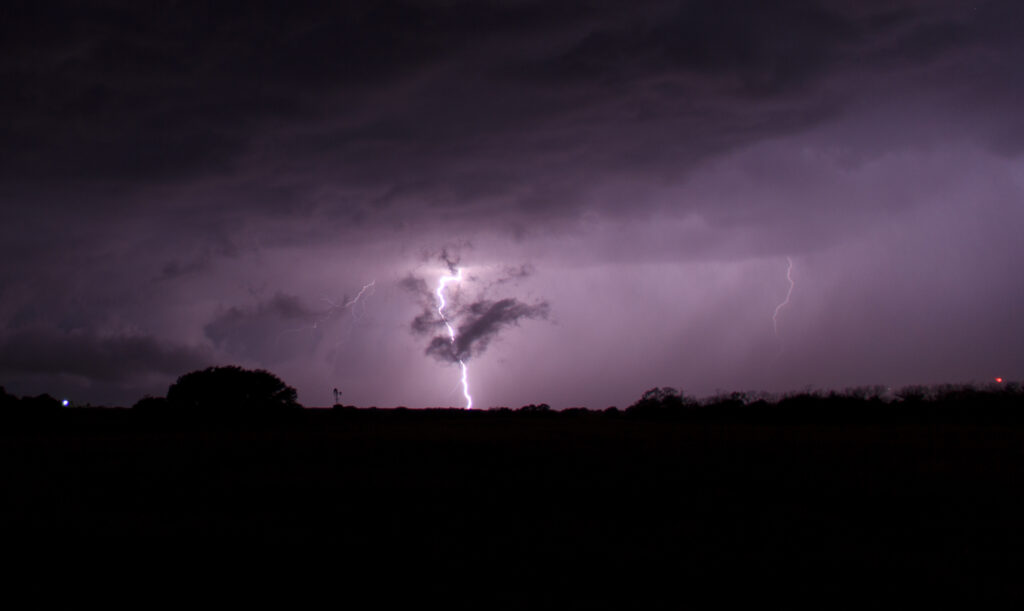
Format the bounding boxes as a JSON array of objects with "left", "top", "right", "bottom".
[{"left": 3, "top": 406, "right": 1023, "bottom": 603}]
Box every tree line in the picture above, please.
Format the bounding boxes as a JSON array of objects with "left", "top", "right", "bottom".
[{"left": 2, "top": 365, "right": 1022, "bottom": 422}]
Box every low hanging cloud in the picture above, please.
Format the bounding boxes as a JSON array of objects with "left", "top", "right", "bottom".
[
  {"left": 425, "top": 298, "right": 550, "bottom": 363},
  {"left": 0, "top": 327, "right": 210, "bottom": 382},
  {"left": 203, "top": 292, "right": 328, "bottom": 363},
  {"left": 404, "top": 256, "right": 549, "bottom": 364}
]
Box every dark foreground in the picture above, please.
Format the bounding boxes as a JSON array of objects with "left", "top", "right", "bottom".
[{"left": 2, "top": 406, "right": 1023, "bottom": 604}]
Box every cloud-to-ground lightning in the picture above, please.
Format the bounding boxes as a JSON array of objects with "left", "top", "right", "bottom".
[
  {"left": 436, "top": 268, "right": 473, "bottom": 409},
  {"left": 772, "top": 256, "right": 795, "bottom": 351}
]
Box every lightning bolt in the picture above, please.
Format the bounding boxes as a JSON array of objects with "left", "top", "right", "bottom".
[
  {"left": 343, "top": 279, "right": 376, "bottom": 309},
  {"left": 772, "top": 256, "right": 795, "bottom": 344},
  {"left": 436, "top": 268, "right": 473, "bottom": 410},
  {"left": 325, "top": 278, "right": 376, "bottom": 355},
  {"left": 321, "top": 279, "right": 376, "bottom": 317},
  {"left": 277, "top": 279, "right": 376, "bottom": 346}
]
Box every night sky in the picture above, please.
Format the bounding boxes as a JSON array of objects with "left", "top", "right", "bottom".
[{"left": 2, "top": 1, "right": 1022, "bottom": 408}]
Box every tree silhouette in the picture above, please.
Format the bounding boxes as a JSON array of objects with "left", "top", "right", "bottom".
[
  {"left": 0, "top": 386, "right": 16, "bottom": 410},
  {"left": 626, "top": 387, "right": 696, "bottom": 416},
  {"left": 132, "top": 396, "right": 170, "bottom": 411},
  {"left": 166, "top": 366, "right": 301, "bottom": 412},
  {"left": 20, "top": 393, "right": 60, "bottom": 412}
]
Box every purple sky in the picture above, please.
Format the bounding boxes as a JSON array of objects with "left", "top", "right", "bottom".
[{"left": 2, "top": 1, "right": 1022, "bottom": 408}]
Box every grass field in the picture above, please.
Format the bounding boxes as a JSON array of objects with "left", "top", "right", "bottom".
[{"left": 2, "top": 406, "right": 1022, "bottom": 603}]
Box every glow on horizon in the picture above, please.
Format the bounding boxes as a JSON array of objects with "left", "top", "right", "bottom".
[{"left": 436, "top": 268, "right": 473, "bottom": 409}]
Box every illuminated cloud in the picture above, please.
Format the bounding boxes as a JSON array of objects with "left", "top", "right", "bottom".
[{"left": 1, "top": 1, "right": 1022, "bottom": 406}]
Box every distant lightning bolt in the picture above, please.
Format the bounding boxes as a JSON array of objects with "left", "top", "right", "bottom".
[
  {"left": 325, "top": 279, "right": 376, "bottom": 355},
  {"left": 772, "top": 256, "right": 795, "bottom": 343},
  {"left": 436, "top": 268, "right": 473, "bottom": 409},
  {"left": 278, "top": 279, "right": 376, "bottom": 347},
  {"left": 322, "top": 279, "right": 376, "bottom": 317},
  {"left": 343, "top": 280, "right": 376, "bottom": 309}
]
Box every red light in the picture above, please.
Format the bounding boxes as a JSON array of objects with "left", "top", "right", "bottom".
[{"left": 995, "top": 377, "right": 1004, "bottom": 383}]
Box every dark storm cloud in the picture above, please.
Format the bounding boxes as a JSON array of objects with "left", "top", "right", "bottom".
[
  {"left": 3, "top": 1, "right": 1023, "bottom": 407},
  {"left": 159, "top": 256, "right": 212, "bottom": 281},
  {"left": 425, "top": 298, "right": 550, "bottom": 363},
  {"left": 4, "top": 0, "right": 1016, "bottom": 234},
  {"left": 403, "top": 255, "right": 549, "bottom": 363},
  {"left": 157, "top": 235, "right": 242, "bottom": 281},
  {"left": 0, "top": 1, "right": 582, "bottom": 187},
  {"left": 203, "top": 292, "right": 327, "bottom": 363},
  {"left": 400, "top": 246, "right": 472, "bottom": 325},
  {"left": 491, "top": 263, "right": 535, "bottom": 286},
  {"left": 438, "top": 248, "right": 462, "bottom": 274},
  {"left": 0, "top": 1, "right": 447, "bottom": 184},
  {"left": 399, "top": 274, "right": 431, "bottom": 298},
  {"left": 400, "top": 274, "right": 437, "bottom": 332},
  {"left": 528, "top": 1, "right": 859, "bottom": 91},
  {"left": 0, "top": 327, "right": 209, "bottom": 382}
]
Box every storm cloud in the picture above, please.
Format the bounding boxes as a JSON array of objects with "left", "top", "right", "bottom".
[
  {"left": 0, "top": 327, "right": 210, "bottom": 388},
  {"left": 6, "top": 0, "right": 1020, "bottom": 236},
  {"left": 405, "top": 256, "right": 549, "bottom": 365},
  {"left": 425, "top": 298, "right": 550, "bottom": 364},
  {"left": 2, "top": 1, "right": 1023, "bottom": 407}
]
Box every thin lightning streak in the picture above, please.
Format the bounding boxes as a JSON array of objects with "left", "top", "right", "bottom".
[
  {"left": 344, "top": 280, "right": 376, "bottom": 309},
  {"left": 278, "top": 279, "right": 376, "bottom": 347},
  {"left": 326, "top": 279, "right": 376, "bottom": 357},
  {"left": 772, "top": 256, "right": 795, "bottom": 339},
  {"left": 321, "top": 279, "right": 376, "bottom": 315},
  {"left": 436, "top": 268, "right": 473, "bottom": 409}
]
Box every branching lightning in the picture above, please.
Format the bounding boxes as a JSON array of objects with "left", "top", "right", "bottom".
[
  {"left": 436, "top": 268, "right": 473, "bottom": 409},
  {"left": 772, "top": 256, "right": 795, "bottom": 347},
  {"left": 277, "top": 279, "right": 376, "bottom": 348},
  {"left": 321, "top": 279, "right": 377, "bottom": 318},
  {"left": 324, "top": 279, "right": 376, "bottom": 354},
  {"left": 343, "top": 280, "right": 376, "bottom": 309}
]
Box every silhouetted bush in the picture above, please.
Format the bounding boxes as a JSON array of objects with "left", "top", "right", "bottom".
[
  {"left": 0, "top": 386, "right": 17, "bottom": 410},
  {"left": 702, "top": 391, "right": 748, "bottom": 410},
  {"left": 132, "top": 396, "right": 170, "bottom": 411},
  {"left": 626, "top": 387, "right": 696, "bottom": 416},
  {"left": 0, "top": 387, "right": 60, "bottom": 417},
  {"left": 776, "top": 391, "right": 822, "bottom": 409},
  {"left": 896, "top": 384, "right": 929, "bottom": 403},
  {"left": 166, "top": 366, "right": 301, "bottom": 413},
  {"left": 841, "top": 386, "right": 889, "bottom": 401},
  {"left": 519, "top": 403, "right": 551, "bottom": 412},
  {"left": 20, "top": 393, "right": 61, "bottom": 412}
]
